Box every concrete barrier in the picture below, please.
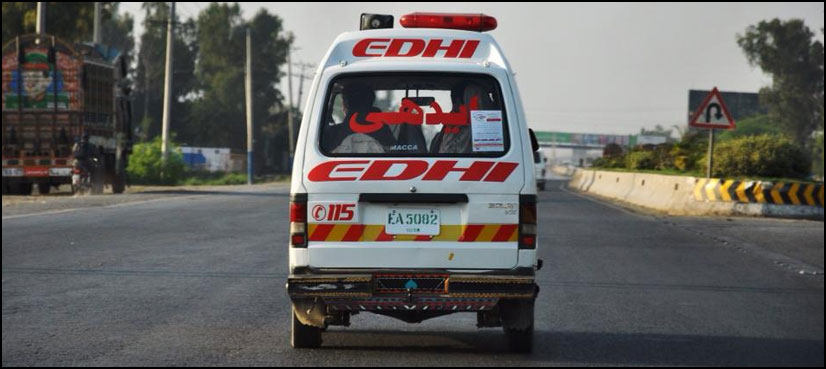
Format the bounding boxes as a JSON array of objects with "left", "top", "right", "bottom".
[{"left": 567, "top": 169, "right": 824, "bottom": 220}]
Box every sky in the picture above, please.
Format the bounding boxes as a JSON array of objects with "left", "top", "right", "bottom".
[{"left": 119, "top": 2, "right": 825, "bottom": 136}]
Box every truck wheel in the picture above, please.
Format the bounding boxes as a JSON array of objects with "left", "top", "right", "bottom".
[
  {"left": 16, "top": 182, "right": 34, "bottom": 196},
  {"left": 291, "top": 306, "right": 322, "bottom": 349},
  {"left": 91, "top": 159, "right": 105, "bottom": 195},
  {"left": 112, "top": 162, "right": 127, "bottom": 194},
  {"left": 500, "top": 299, "right": 534, "bottom": 353},
  {"left": 37, "top": 183, "right": 51, "bottom": 195}
]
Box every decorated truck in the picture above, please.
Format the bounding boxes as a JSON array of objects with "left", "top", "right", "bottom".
[{"left": 2, "top": 34, "right": 132, "bottom": 195}]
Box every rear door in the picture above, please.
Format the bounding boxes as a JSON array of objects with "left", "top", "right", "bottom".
[{"left": 303, "top": 72, "right": 524, "bottom": 270}]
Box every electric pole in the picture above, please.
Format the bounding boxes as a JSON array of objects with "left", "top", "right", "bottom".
[
  {"left": 93, "top": 2, "right": 101, "bottom": 44},
  {"left": 161, "top": 2, "right": 175, "bottom": 162},
  {"left": 36, "top": 2, "right": 45, "bottom": 35},
  {"left": 287, "top": 47, "right": 295, "bottom": 160},
  {"left": 245, "top": 27, "right": 253, "bottom": 185}
]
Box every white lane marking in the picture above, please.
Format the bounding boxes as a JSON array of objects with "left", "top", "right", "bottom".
[
  {"left": 2, "top": 185, "right": 288, "bottom": 220},
  {"left": 1, "top": 195, "right": 206, "bottom": 220}
]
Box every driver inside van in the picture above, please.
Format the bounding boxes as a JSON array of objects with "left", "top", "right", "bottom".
[
  {"left": 325, "top": 82, "right": 395, "bottom": 154},
  {"left": 431, "top": 83, "right": 497, "bottom": 154}
]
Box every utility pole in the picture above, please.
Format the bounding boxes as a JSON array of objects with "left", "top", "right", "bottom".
[
  {"left": 161, "top": 2, "right": 174, "bottom": 162},
  {"left": 245, "top": 27, "right": 253, "bottom": 185},
  {"left": 293, "top": 62, "right": 315, "bottom": 113},
  {"left": 93, "top": 2, "right": 101, "bottom": 44},
  {"left": 36, "top": 2, "right": 45, "bottom": 35},
  {"left": 287, "top": 48, "right": 295, "bottom": 160}
]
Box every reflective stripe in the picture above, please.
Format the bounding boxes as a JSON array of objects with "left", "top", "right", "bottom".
[{"left": 308, "top": 224, "right": 518, "bottom": 242}]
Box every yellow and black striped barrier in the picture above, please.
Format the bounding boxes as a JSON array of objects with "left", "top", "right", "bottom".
[{"left": 694, "top": 179, "right": 824, "bottom": 207}]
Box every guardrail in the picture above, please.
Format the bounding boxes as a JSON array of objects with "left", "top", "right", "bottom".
[
  {"left": 568, "top": 169, "right": 823, "bottom": 219},
  {"left": 694, "top": 179, "right": 823, "bottom": 207}
]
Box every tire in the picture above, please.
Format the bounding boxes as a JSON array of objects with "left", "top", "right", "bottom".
[
  {"left": 112, "top": 171, "right": 126, "bottom": 194},
  {"left": 505, "top": 326, "right": 534, "bottom": 353},
  {"left": 112, "top": 153, "right": 128, "bottom": 194},
  {"left": 291, "top": 307, "right": 322, "bottom": 349},
  {"left": 500, "top": 300, "right": 534, "bottom": 353},
  {"left": 16, "top": 182, "right": 34, "bottom": 196},
  {"left": 538, "top": 182, "right": 546, "bottom": 191},
  {"left": 91, "top": 158, "right": 105, "bottom": 195},
  {"left": 37, "top": 183, "right": 51, "bottom": 195}
]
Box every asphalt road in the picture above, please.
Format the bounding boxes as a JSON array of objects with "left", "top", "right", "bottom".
[{"left": 2, "top": 180, "right": 823, "bottom": 366}]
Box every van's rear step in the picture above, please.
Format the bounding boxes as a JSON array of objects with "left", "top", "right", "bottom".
[{"left": 287, "top": 274, "right": 538, "bottom": 300}]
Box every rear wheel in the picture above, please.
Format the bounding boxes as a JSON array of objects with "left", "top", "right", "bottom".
[
  {"left": 500, "top": 299, "right": 534, "bottom": 353},
  {"left": 91, "top": 157, "right": 105, "bottom": 195},
  {"left": 291, "top": 306, "right": 322, "bottom": 349},
  {"left": 15, "top": 182, "right": 34, "bottom": 196},
  {"left": 112, "top": 156, "right": 127, "bottom": 194},
  {"left": 37, "top": 183, "right": 51, "bottom": 195}
]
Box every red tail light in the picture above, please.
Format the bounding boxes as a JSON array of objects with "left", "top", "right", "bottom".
[
  {"left": 400, "top": 12, "right": 497, "bottom": 32},
  {"left": 290, "top": 201, "right": 306, "bottom": 223},
  {"left": 290, "top": 194, "right": 307, "bottom": 248},
  {"left": 519, "top": 195, "right": 537, "bottom": 249}
]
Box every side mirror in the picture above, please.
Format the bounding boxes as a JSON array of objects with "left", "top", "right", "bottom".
[{"left": 528, "top": 129, "right": 540, "bottom": 152}]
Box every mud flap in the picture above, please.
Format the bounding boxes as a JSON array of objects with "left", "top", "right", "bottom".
[
  {"left": 293, "top": 298, "right": 328, "bottom": 328},
  {"left": 499, "top": 299, "right": 534, "bottom": 330}
]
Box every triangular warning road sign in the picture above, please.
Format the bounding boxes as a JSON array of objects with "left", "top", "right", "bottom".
[{"left": 689, "top": 87, "right": 736, "bottom": 130}]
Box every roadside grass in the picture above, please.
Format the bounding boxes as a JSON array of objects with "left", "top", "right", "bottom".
[
  {"left": 588, "top": 167, "right": 823, "bottom": 184},
  {"left": 181, "top": 172, "right": 290, "bottom": 186}
]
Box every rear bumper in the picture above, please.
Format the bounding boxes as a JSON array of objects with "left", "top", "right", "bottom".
[{"left": 287, "top": 273, "right": 538, "bottom": 301}]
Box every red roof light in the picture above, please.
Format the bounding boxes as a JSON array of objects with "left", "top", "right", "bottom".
[{"left": 400, "top": 13, "right": 497, "bottom": 32}]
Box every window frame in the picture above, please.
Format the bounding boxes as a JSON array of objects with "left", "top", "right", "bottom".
[{"left": 317, "top": 72, "right": 511, "bottom": 158}]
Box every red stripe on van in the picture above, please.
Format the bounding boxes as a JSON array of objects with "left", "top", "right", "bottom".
[
  {"left": 342, "top": 224, "right": 366, "bottom": 241},
  {"left": 376, "top": 228, "right": 394, "bottom": 241},
  {"left": 492, "top": 224, "right": 518, "bottom": 242},
  {"left": 459, "top": 225, "right": 484, "bottom": 242},
  {"left": 310, "top": 224, "right": 335, "bottom": 241}
]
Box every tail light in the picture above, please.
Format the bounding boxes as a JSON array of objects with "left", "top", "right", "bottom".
[
  {"left": 400, "top": 12, "right": 498, "bottom": 32},
  {"left": 290, "top": 194, "right": 308, "bottom": 248},
  {"left": 519, "top": 195, "right": 537, "bottom": 249}
]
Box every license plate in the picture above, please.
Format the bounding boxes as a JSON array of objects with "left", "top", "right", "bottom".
[{"left": 385, "top": 208, "right": 440, "bottom": 236}]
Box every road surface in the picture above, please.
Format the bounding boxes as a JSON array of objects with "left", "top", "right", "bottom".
[{"left": 2, "top": 181, "right": 823, "bottom": 366}]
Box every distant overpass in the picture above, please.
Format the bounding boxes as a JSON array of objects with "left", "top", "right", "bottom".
[{"left": 534, "top": 131, "right": 638, "bottom": 149}]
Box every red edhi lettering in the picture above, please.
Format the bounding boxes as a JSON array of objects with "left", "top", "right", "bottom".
[
  {"left": 353, "top": 39, "right": 480, "bottom": 58},
  {"left": 308, "top": 160, "right": 518, "bottom": 182}
]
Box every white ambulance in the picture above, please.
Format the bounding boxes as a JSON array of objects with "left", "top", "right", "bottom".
[{"left": 287, "top": 13, "right": 541, "bottom": 352}]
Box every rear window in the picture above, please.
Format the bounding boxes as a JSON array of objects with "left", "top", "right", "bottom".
[{"left": 319, "top": 73, "right": 509, "bottom": 157}]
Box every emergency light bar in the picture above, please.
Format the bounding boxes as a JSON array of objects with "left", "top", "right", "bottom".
[{"left": 400, "top": 12, "right": 497, "bottom": 32}]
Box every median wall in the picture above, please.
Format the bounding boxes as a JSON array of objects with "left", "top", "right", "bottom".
[{"left": 567, "top": 169, "right": 824, "bottom": 219}]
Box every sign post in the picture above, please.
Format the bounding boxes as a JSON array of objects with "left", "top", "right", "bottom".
[{"left": 688, "top": 87, "right": 736, "bottom": 178}]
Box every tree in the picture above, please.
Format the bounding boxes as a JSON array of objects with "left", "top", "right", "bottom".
[
  {"left": 2, "top": 3, "right": 133, "bottom": 63},
  {"left": 188, "top": 3, "right": 291, "bottom": 170},
  {"left": 133, "top": 2, "right": 198, "bottom": 142},
  {"left": 737, "top": 19, "right": 824, "bottom": 147}
]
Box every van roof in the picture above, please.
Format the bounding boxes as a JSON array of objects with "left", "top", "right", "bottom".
[{"left": 319, "top": 28, "right": 512, "bottom": 73}]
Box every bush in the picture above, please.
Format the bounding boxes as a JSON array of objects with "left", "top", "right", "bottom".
[
  {"left": 127, "top": 137, "right": 186, "bottom": 185},
  {"left": 625, "top": 150, "right": 656, "bottom": 170},
  {"left": 705, "top": 134, "right": 811, "bottom": 179},
  {"left": 182, "top": 172, "right": 248, "bottom": 186},
  {"left": 592, "top": 156, "right": 625, "bottom": 169}
]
